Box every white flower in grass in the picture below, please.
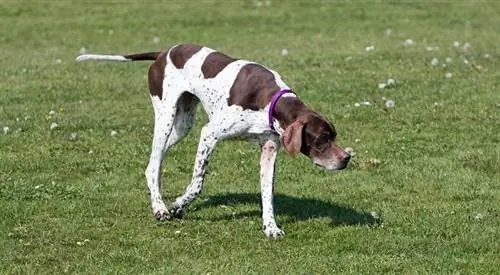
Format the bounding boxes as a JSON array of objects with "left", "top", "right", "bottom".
[
  {"left": 49, "top": 110, "right": 56, "bottom": 116},
  {"left": 463, "top": 59, "right": 469, "bottom": 65},
  {"left": 264, "top": 0, "right": 271, "bottom": 6},
  {"left": 379, "top": 78, "right": 395, "bottom": 89},
  {"left": 76, "top": 239, "right": 89, "bottom": 246},
  {"left": 110, "top": 130, "right": 118, "bottom": 136},
  {"left": 473, "top": 212, "right": 484, "bottom": 220},
  {"left": 152, "top": 37, "right": 160, "bottom": 44},
  {"left": 385, "top": 28, "right": 393, "bottom": 36},
  {"left": 354, "top": 103, "right": 360, "bottom": 107},
  {"left": 49, "top": 122, "right": 58, "bottom": 131},
  {"left": 281, "top": 48, "right": 288, "bottom": 56},
  {"left": 445, "top": 57, "right": 452, "bottom": 63},
  {"left": 361, "top": 101, "right": 372, "bottom": 106},
  {"left": 344, "top": 147, "right": 356, "bottom": 156},
  {"left": 445, "top": 72, "right": 452, "bottom": 79},
  {"left": 79, "top": 47, "right": 87, "bottom": 54},
  {"left": 175, "top": 230, "right": 181, "bottom": 234},
  {"left": 369, "top": 158, "right": 381, "bottom": 165},
  {"left": 404, "top": 39, "right": 415, "bottom": 46},
  {"left": 55, "top": 59, "right": 62, "bottom": 64},
  {"left": 255, "top": 1, "right": 263, "bottom": 7},
  {"left": 108, "top": 29, "right": 114, "bottom": 35},
  {"left": 453, "top": 41, "right": 460, "bottom": 48},
  {"left": 3, "top": 126, "right": 10, "bottom": 135},
  {"left": 365, "top": 45, "right": 375, "bottom": 52},
  {"left": 431, "top": 58, "right": 439, "bottom": 66},
  {"left": 69, "top": 133, "right": 78, "bottom": 140},
  {"left": 15, "top": 128, "right": 22, "bottom": 133},
  {"left": 484, "top": 53, "right": 491, "bottom": 59},
  {"left": 385, "top": 99, "right": 395, "bottom": 108},
  {"left": 462, "top": 42, "right": 471, "bottom": 51}
]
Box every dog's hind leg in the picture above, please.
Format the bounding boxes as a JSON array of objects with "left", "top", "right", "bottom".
[
  {"left": 170, "top": 111, "right": 245, "bottom": 217},
  {"left": 145, "top": 92, "right": 199, "bottom": 221},
  {"left": 170, "top": 122, "right": 220, "bottom": 217},
  {"left": 145, "top": 93, "right": 181, "bottom": 221},
  {"left": 166, "top": 93, "right": 199, "bottom": 148}
]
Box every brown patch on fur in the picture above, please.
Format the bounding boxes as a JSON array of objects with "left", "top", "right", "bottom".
[
  {"left": 225, "top": 62, "right": 340, "bottom": 159},
  {"left": 201, "top": 52, "right": 236, "bottom": 78},
  {"left": 148, "top": 51, "right": 168, "bottom": 99},
  {"left": 169, "top": 44, "right": 203, "bottom": 69},
  {"left": 227, "top": 64, "right": 280, "bottom": 110}
]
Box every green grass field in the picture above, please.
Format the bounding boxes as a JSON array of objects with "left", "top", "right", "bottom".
[{"left": 1, "top": 1, "right": 499, "bottom": 274}]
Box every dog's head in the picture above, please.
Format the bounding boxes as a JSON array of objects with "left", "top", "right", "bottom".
[{"left": 281, "top": 113, "right": 350, "bottom": 171}]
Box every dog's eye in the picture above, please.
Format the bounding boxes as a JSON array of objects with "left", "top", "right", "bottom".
[
  {"left": 317, "top": 133, "right": 331, "bottom": 142},
  {"left": 314, "top": 133, "right": 330, "bottom": 150}
]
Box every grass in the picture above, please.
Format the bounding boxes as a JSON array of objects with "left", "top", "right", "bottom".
[{"left": 1, "top": 0, "right": 499, "bottom": 274}]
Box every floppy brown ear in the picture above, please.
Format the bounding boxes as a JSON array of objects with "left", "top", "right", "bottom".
[{"left": 281, "top": 120, "right": 305, "bottom": 157}]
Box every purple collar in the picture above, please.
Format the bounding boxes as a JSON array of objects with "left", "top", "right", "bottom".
[{"left": 268, "top": 89, "right": 294, "bottom": 131}]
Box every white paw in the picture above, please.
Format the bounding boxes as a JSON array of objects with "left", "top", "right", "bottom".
[
  {"left": 152, "top": 202, "right": 171, "bottom": 221},
  {"left": 263, "top": 225, "right": 285, "bottom": 239}
]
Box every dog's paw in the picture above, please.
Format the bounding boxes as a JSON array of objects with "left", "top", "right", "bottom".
[
  {"left": 263, "top": 224, "right": 285, "bottom": 239},
  {"left": 152, "top": 201, "right": 172, "bottom": 221},
  {"left": 154, "top": 210, "right": 172, "bottom": 221},
  {"left": 169, "top": 206, "right": 187, "bottom": 219}
]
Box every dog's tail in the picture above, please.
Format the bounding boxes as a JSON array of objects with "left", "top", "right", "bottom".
[{"left": 76, "top": 52, "right": 161, "bottom": 63}]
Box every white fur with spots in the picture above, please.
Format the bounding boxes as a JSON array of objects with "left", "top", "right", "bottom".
[{"left": 77, "top": 46, "right": 294, "bottom": 238}]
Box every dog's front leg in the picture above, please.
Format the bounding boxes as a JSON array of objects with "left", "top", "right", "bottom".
[
  {"left": 171, "top": 124, "right": 219, "bottom": 217},
  {"left": 260, "top": 136, "right": 285, "bottom": 238}
]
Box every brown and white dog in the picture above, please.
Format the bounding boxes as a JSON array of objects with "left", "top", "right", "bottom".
[{"left": 76, "top": 44, "right": 350, "bottom": 238}]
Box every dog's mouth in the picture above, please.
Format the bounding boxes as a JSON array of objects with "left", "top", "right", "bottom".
[{"left": 312, "top": 159, "right": 349, "bottom": 171}]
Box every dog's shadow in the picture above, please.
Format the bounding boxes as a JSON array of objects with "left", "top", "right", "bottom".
[{"left": 192, "top": 192, "right": 382, "bottom": 227}]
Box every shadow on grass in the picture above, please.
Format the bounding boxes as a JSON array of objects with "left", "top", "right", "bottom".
[{"left": 193, "top": 192, "right": 382, "bottom": 227}]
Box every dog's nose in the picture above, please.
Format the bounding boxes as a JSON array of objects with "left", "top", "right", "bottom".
[
  {"left": 343, "top": 153, "right": 351, "bottom": 164},
  {"left": 338, "top": 153, "right": 351, "bottom": 169}
]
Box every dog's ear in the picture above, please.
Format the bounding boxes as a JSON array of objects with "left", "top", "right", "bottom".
[{"left": 281, "top": 120, "right": 305, "bottom": 157}]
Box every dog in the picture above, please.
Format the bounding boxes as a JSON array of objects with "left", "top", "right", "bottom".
[{"left": 76, "top": 44, "right": 351, "bottom": 238}]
